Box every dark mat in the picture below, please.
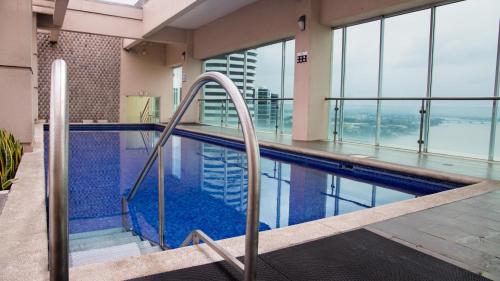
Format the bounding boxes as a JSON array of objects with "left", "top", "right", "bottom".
[{"left": 130, "top": 229, "right": 490, "bottom": 281}]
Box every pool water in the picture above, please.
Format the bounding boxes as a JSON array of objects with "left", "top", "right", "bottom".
[{"left": 44, "top": 128, "right": 462, "bottom": 249}]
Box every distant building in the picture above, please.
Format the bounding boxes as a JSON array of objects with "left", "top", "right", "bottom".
[{"left": 202, "top": 51, "right": 257, "bottom": 125}]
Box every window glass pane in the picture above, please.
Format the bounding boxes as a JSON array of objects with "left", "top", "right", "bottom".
[
  {"left": 379, "top": 10, "right": 430, "bottom": 149},
  {"left": 344, "top": 21, "right": 380, "bottom": 98},
  {"left": 433, "top": 0, "right": 500, "bottom": 97},
  {"left": 429, "top": 100, "right": 492, "bottom": 158},
  {"left": 329, "top": 29, "right": 343, "bottom": 139},
  {"left": 342, "top": 21, "right": 379, "bottom": 144},
  {"left": 253, "top": 43, "right": 283, "bottom": 131},
  {"left": 379, "top": 101, "right": 421, "bottom": 149},
  {"left": 383, "top": 10, "right": 429, "bottom": 97},
  {"left": 429, "top": 0, "right": 500, "bottom": 159},
  {"left": 201, "top": 40, "right": 294, "bottom": 134},
  {"left": 172, "top": 66, "right": 182, "bottom": 111},
  {"left": 283, "top": 40, "right": 295, "bottom": 134},
  {"left": 342, "top": 101, "right": 377, "bottom": 144}
]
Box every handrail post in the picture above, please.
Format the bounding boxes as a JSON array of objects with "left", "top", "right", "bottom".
[
  {"left": 49, "top": 59, "right": 69, "bottom": 281},
  {"left": 158, "top": 146, "right": 165, "bottom": 248},
  {"left": 333, "top": 99, "right": 339, "bottom": 142},
  {"left": 418, "top": 99, "right": 426, "bottom": 153}
]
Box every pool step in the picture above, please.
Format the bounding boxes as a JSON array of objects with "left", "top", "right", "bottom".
[{"left": 69, "top": 228, "right": 162, "bottom": 267}]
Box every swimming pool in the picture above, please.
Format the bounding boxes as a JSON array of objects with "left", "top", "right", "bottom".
[{"left": 44, "top": 124, "right": 463, "bottom": 249}]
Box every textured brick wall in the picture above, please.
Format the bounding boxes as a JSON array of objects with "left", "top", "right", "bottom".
[{"left": 37, "top": 31, "right": 121, "bottom": 122}]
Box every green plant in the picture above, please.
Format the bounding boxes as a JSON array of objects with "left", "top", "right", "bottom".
[{"left": 0, "top": 129, "right": 23, "bottom": 190}]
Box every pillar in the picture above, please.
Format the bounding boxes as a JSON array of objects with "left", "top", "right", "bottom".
[
  {"left": 292, "top": 0, "right": 332, "bottom": 141},
  {"left": 0, "top": 0, "right": 34, "bottom": 149}
]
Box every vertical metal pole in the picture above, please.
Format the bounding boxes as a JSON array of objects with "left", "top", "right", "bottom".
[
  {"left": 375, "top": 18, "right": 385, "bottom": 146},
  {"left": 280, "top": 41, "right": 286, "bottom": 134},
  {"left": 371, "top": 185, "right": 377, "bottom": 207},
  {"left": 49, "top": 59, "right": 69, "bottom": 281},
  {"left": 276, "top": 162, "right": 282, "bottom": 228},
  {"left": 334, "top": 176, "right": 341, "bottom": 216},
  {"left": 424, "top": 7, "right": 436, "bottom": 153},
  {"left": 339, "top": 28, "right": 347, "bottom": 141},
  {"left": 158, "top": 146, "right": 165, "bottom": 248},
  {"left": 488, "top": 20, "right": 500, "bottom": 161},
  {"left": 418, "top": 99, "right": 426, "bottom": 153},
  {"left": 333, "top": 99, "right": 339, "bottom": 142}
]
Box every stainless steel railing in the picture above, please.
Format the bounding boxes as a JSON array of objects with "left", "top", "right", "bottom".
[
  {"left": 325, "top": 96, "right": 500, "bottom": 159},
  {"left": 48, "top": 59, "right": 69, "bottom": 281},
  {"left": 126, "top": 72, "right": 261, "bottom": 281}
]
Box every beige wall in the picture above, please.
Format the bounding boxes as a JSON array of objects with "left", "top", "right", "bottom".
[
  {"left": 0, "top": 0, "right": 34, "bottom": 146},
  {"left": 320, "top": 0, "right": 444, "bottom": 27},
  {"left": 192, "top": 0, "right": 297, "bottom": 59},
  {"left": 119, "top": 42, "right": 171, "bottom": 123}
]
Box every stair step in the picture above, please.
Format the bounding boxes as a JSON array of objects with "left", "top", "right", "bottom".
[
  {"left": 69, "top": 227, "right": 124, "bottom": 240},
  {"left": 70, "top": 232, "right": 141, "bottom": 252},
  {"left": 137, "top": 241, "right": 163, "bottom": 255},
  {"left": 70, "top": 242, "right": 143, "bottom": 267}
]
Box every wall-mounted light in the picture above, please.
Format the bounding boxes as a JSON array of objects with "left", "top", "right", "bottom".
[
  {"left": 298, "top": 15, "right": 306, "bottom": 31},
  {"left": 181, "top": 51, "right": 186, "bottom": 61}
]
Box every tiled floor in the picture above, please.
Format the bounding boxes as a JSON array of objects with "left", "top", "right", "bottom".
[
  {"left": 0, "top": 192, "right": 6, "bottom": 215},
  {"left": 179, "top": 124, "right": 500, "bottom": 181},
  {"left": 367, "top": 191, "right": 500, "bottom": 280}
]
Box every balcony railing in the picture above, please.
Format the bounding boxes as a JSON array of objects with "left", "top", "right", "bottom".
[
  {"left": 199, "top": 98, "right": 294, "bottom": 134},
  {"left": 326, "top": 96, "right": 500, "bottom": 161}
]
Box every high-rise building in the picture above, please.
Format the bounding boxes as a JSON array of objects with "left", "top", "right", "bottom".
[{"left": 202, "top": 51, "right": 257, "bottom": 125}]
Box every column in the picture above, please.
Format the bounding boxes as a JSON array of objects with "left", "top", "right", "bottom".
[
  {"left": 0, "top": 0, "right": 34, "bottom": 149},
  {"left": 292, "top": 0, "right": 332, "bottom": 141}
]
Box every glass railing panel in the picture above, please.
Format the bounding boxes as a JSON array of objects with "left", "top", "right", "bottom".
[
  {"left": 282, "top": 100, "right": 293, "bottom": 134},
  {"left": 428, "top": 100, "right": 493, "bottom": 159},
  {"left": 341, "top": 100, "right": 377, "bottom": 144},
  {"left": 495, "top": 102, "right": 499, "bottom": 161},
  {"left": 379, "top": 100, "right": 422, "bottom": 150}
]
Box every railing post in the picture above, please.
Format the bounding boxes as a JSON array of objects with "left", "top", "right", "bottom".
[
  {"left": 333, "top": 99, "right": 339, "bottom": 142},
  {"left": 275, "top": 101, "right": 279, "bottom": 133},
  {"left": 49, "top": 59, "right": 69, "bottom": 281},
  {"left": 418, "top": 99, "right": 426, "bottom": 153},
  {"left": 158, "top": 146, "right": 165, "bottom": 248}
]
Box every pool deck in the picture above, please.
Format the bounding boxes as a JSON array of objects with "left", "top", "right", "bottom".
[
  {"left": 177, "top": 123, "right": 500, "bottom": 182},
  {"left": 1, "top": 123, "right": 500, "bottom": 280}
]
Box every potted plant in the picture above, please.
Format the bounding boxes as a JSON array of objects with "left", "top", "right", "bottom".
[{"left": 0, "top": 129, "right": 23, "bottom": 190}]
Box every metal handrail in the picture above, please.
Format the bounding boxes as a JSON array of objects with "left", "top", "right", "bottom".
[
  {"left": 48, "top": 59, "right": 69, "bottom": 281},
  {"left": 126, "top": 72, "right": 261, "bottom": 281},
  {"left": 199, "top": 97, "right": 294, "bottom": 101},
  {"left": 325, "top": 96, "right": 500, "bottom": 101},
  {"left": 139, "top": 97, "right": 151, "bottom": 123}
]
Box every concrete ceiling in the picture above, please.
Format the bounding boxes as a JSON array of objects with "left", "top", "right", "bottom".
[{"left": 167, "top": 0, "right": 257, "bottom": 29}]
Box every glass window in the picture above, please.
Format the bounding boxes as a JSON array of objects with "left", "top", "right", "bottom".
[
  {"left": 201, "top": 40, "right": 295, "bottom": 133},
  {"left": 172, "top": 66, "right": 182, "bottom": 112},
  {"left": 330, "top": 0, "right": 500, "bottom": 160},
  {"left": 342, "top": 21, "right": 380, "bottom": 144},
  {"left": 379, "top": 10, "right": 430, "bottom": 149},
  {"left": 283, "top": 40, "right": 295, "bottom": 134},
  {"left": 428, "top": 0, "right": 500, "bottom": 158}
]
